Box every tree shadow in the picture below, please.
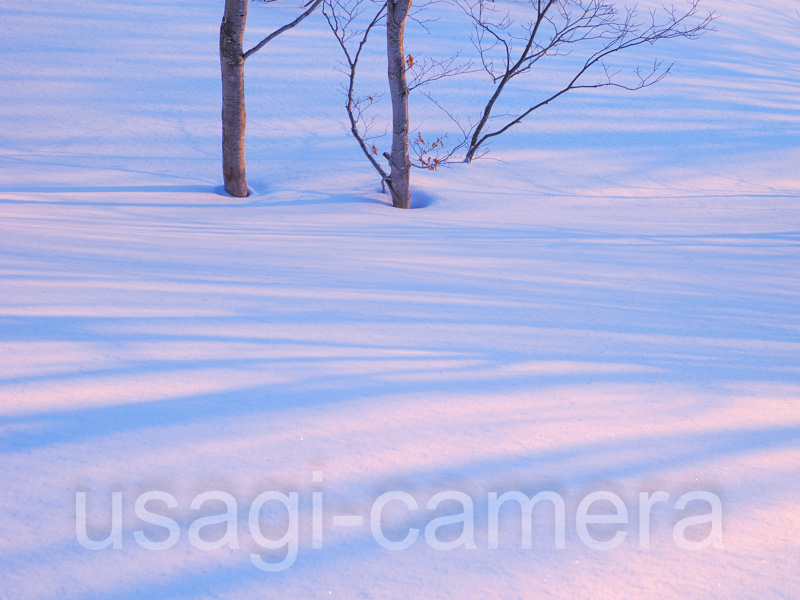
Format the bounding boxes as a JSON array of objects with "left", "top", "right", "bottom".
[{"left": 14, "top": 422, "right": 798, "bottom": 600}]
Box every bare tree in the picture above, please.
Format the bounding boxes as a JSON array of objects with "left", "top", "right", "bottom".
[
  {"left": 385, "top": 0, "right": 414, "bottom": 207},
  {"left": 220, "top": 0, "right": 323, "bottom": 197},
  {"left": 324, "top": 0, "right": 472, "bottom": 208},
  {"left": 459, "top": 0, "right": 716, "bottom": 162}
]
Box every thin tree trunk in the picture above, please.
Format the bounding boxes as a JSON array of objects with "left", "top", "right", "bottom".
[
  {"left": 220, "top": 0, "right": 248, "bottom": 197},
  {"left": 386, "top": 0, "right": 412, "bottom": 209}
]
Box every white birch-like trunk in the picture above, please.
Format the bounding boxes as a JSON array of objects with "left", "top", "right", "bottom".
[
  {"left": 386, "top": 0, "right": 412, "bottom": 209},
  {"left": 220, "top": 0, "right": 248, "bottom": 197}
]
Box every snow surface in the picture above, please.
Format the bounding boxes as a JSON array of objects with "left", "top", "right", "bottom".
[{"left": 0, "top": 0, "right": 799, "bottom": 598}]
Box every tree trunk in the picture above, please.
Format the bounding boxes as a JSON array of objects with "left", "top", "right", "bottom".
[
  {"left": 220, "top": 0, "right": 248, "bottom": 197},
  {"left": 386, "top": 0, "right": 412, "bottom": 209}
]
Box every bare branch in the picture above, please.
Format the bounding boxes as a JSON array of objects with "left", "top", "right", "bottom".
[
  {"left": 407, "top": 53, "right": 476, "bottom": 91},
  {"left": 462, "top": 0, "right": 716, "bottom": 161},
  {"left": 409, "top": 91, "right": 472, "bottom": 168},
  {"left": 243, "top": 0, "right": 324, "bottom": 61},
  {"left": 323, "top": 0, "right": 391, "bottom": 184}
]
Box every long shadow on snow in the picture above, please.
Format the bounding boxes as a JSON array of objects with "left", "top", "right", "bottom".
[
  {"left": 2, "top": 349, "right": 797, "bottom": 456},
  {"left": 51, "top": 422, "right": 800, "bottom": 600}
]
